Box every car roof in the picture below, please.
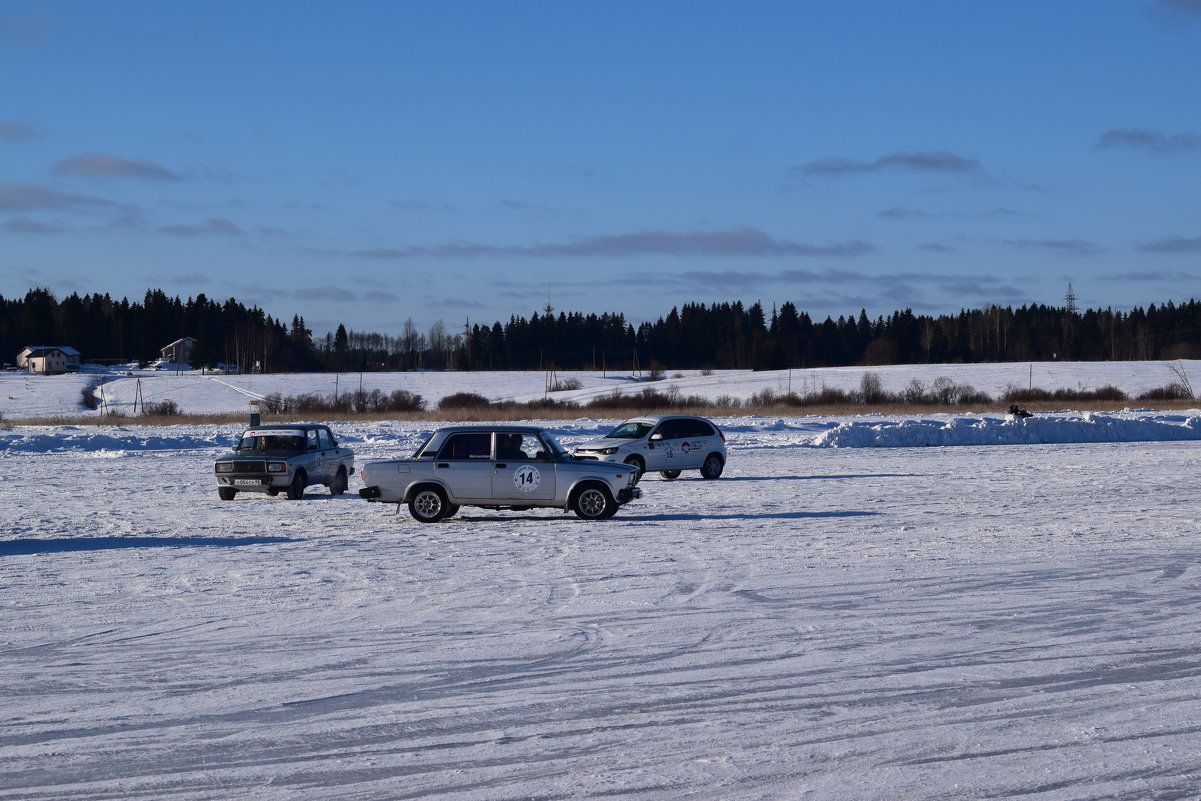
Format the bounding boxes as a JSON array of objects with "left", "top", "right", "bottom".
[
  {"left": 623, "top": 414, "right": 710, "bottom": 423},
  {"left": 431, "top": 424, "right": 546, "bottom": 434},
  {"left": 241, "top": 423, "right": 327, "bottom": 432}
]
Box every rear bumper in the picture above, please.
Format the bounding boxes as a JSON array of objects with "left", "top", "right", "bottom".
[{"left": 359, "top": 486, "right": 382, "bottom": 501}]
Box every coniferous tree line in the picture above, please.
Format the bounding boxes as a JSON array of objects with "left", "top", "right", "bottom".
[{"left": 3, "top": 287, "right": 1201, "bottom": 373}]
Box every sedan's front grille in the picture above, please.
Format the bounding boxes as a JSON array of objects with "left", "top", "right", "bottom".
[{"left": 225, "top": 461, "right": 267, "bottom": 473}]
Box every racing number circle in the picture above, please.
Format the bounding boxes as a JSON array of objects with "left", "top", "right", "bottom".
[{"left": 513, "top": 464, "right": 541, "bottom": 493}]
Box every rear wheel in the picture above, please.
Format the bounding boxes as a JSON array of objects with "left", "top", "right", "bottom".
[
  {"left": 700, "top": 453, "right": 724, "bottom": 479},
  {"left": 624, "top": 456, "right": 645, "bottom": 483},
  {"left": 409, "top": 486, "right": 449, "bottom": 523},
  {"left": 572, "top": 484, "right": 614, "bottom": 520},
  {"left": 286, "top": 470, "right": 307, "bottom": 500},
  {"left": 217, "top": 487, "right": 236, "bottom": 501},
  {"left": 660, "top": 469, "right": 681, "bottom": 480},
  {"left": 330, "top": 467, "right": 348, "bottom": 496}
]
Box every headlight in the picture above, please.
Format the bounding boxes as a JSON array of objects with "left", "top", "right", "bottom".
[
  {"left": 267, "top": 462, "right": 287, "bottom": 473},
  {"left": 215, "top": 463, "right": 233, "bottom": 473},
  {"left": 599, "top": 447, "right": 619, "bottom": 455}
]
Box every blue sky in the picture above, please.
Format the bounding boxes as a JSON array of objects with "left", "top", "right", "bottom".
[{"left": 2, "top": 1, "right": 1200, "bottom": 339}]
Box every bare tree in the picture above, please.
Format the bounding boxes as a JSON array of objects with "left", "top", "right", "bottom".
[{"left": 1167, "top": 360, "right": 1195, "bottom": 398}]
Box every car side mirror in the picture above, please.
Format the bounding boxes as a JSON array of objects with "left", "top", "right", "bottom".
[{"left": 650, "top": 433, "right": 663, "bottom": 441}]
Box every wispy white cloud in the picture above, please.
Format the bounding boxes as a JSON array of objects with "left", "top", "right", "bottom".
[
  {"left": 798, "top": 150, "right": 982, "bottom": 178},
  {"left": 0, "top": 120, "right": 35, "bottom": 142},
  {"left": 1136, "top": 234, "right": 1201, "bottom": 253},
  {"left": 0, "top": 11, "right": 56, "bottom": 46},
  {"left": 1095, "top": 128, "right": 1201, "bottom": 153},
  {"left": 4, "top": 216, "right": 63, "bottom": 234},
  {"left": 1105, "top": 269, "right": 1200, "bottom": 281},
  {"left": 0, "top": 183, "right": 113, "bottom": 212},
  {"left": 878, "top": 207, "right": 935, "bottom": 220},
  {"left": 1003, "top": 238, "right": 1102, "bottom": 256},
  {"left": 353, "top": 227, "right": 874, "bottom": 259},
  {"left": 53, "top": 153, "right": 182, "bottom": 181},
  {"left": 388, "top": 199, "right": 456, "bottom": 213},
  {"left": 159, "top": 218, "right": 245, "bottom": 237},
  {"left": 1151, "top": 0, "right": 1201, "bottom": 16}
]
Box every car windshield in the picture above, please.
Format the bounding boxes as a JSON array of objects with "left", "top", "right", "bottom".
[
  {"left": 237, "top": 433, "right": 305, "bottom": 452},
  {"left": 606, "top": 421, "right": 654, "bottom": 439},
  {"left": 413, "top": 432, "right": 437, "bottom": 458},
  {"left": 539, "top": 432, "right": 572, "bottom": 460}
]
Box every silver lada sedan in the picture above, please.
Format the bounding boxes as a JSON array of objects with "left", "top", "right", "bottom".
[{"left": 359, "top": 425, "right": 642, "bottom": 522}]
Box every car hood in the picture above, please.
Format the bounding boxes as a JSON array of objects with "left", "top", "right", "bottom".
[
  {"left": 215, "top": 449, "right": 303, "bottom": 461},
  {"left": 573, "top": 436, "right": 638, "bottom": 450}
]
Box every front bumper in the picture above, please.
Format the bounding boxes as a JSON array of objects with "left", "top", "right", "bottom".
[
  {"left": 216, "top": 474, "right": 287, "bottom": 493},
  {"left": 617, "top": 486, "right": 642, "bottom": 504}
]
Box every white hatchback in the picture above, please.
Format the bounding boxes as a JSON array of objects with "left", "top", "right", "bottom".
[{"left": 572, "top": 414, "right": 727, "bottom": 481}]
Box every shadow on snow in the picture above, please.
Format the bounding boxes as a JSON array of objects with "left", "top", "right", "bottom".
[{"left": 0, "top": 535, "right": 300, "bottom": 557}]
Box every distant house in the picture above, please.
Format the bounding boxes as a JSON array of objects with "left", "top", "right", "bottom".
[
  {"left": 160, "top": 337, "right": 197, "bottom": 365},
  {"left": 17, "top": 346, "right": 82, "bottom": 375}
]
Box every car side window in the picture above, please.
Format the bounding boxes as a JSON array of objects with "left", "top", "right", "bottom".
[
  {"left": 500, "top": 433, "right": 542, "bottom": 460},
  {"left": 436, "top": 432, "right": 492, "bottom": 460},
  {"left": 320, "top": 428, "right": 337, "bottom": 450},
  {"left": 656, "top": 420, "right": 682, "bottom": 440},
  {"left": 682, "top": 420, "right": 713, "bottom": 438}
]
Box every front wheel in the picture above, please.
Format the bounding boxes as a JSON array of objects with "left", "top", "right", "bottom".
[
  {"left": 624, "top": 456, "right": 645, "bottom": 483},
  {"left": 572, "top": 484, "right": 614, "bottom": 520},
  {"left": 217, "top": 487, "right": 236, "bottom": 501},
  {"left": 700, "top": 453, "right": 724, "bottom": 479},
  {"left": 660, "top": 469, "right": 681, "bottom": 480},
  {"left": 286, "top": 470, "right": 307, "bottom": 500},
  {"left": 409, "top": 487, "right": 449, "bottom": 523}
]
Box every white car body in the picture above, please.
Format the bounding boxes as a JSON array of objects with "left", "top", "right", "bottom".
[
  {"left": 359, "top": 425, "right": 642, "bottom": 522},
  {"left": 213, "top": 423, "right": 355, "bottom": 500},
  {"left": 572, "top": 414, "right": 727, "bottom": 480}
]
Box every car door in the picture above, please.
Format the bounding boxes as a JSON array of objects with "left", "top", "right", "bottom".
[
  {"left": 676, "top": 418, "right": 713, "bottom": 469},
  {"left": 318, "top": 427, "right": 339, "bottom": 479},
  {"left": 647, "top": 418, "right": 684, "bottom": 471},
  {"left": 305, "top": 428, "right": 327, "bottom": 482},
  {"left": 492, "top": 432, "right": 556, "bottom": 502},
  {"left": 433, "top": 431, "right": 493, "bottom": 502}
]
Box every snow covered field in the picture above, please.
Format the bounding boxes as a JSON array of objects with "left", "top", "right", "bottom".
[
  {"left": 4, "top": 364, "right": 1201, "bottom": 800},
  {"left": 2, "top": 359, "right": 1199, "bottom": 419}
]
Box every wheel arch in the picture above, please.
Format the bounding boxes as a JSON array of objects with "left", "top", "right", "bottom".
[
  {"left": 568, "top": 478, "right": 614, "bottom": 504},
  {"left": 402, "top": 479, "right": 453, "bottom": 504}
]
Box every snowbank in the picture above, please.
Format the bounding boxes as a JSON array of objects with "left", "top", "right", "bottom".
[
  {"left": 5, "top": 408, "right": 1201, "bottom": 455},
  {"left": 811, "top": 409, "right": 1201, "bottom": 448}
]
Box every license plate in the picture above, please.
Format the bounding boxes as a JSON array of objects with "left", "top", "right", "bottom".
[{"left": 234, "top": 479, "right": 263, "bottom": 486}]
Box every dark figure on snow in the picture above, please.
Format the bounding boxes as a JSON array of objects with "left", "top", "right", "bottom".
[{"left": 1009, "top": 404, "right": 1033, "bottom": 418}]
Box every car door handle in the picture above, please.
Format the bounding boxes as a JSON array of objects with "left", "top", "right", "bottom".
[
  {"left": 436, "top": 463, "right": 449, "bottom": 468},
  {"left": 495, "top": 463, "right": 507, "bottom": 469}
]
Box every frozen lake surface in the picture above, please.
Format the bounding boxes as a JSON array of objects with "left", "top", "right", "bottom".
[{"left": 4, "top": 408, "right": 1201, "bottom": 799}]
